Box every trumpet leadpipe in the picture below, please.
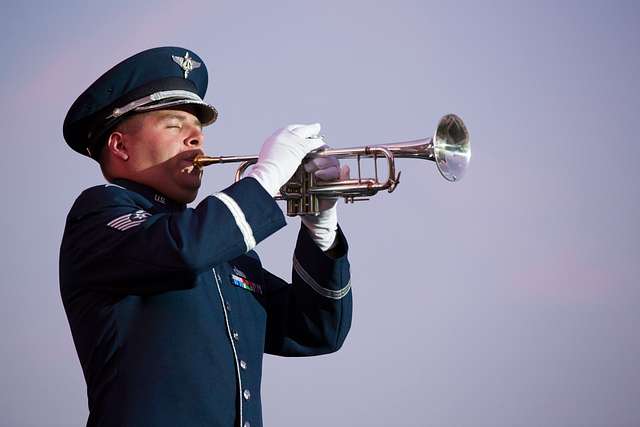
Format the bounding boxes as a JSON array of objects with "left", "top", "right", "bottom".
[{"left": 193, "top": 154, "right": 258, "bottom": 168}]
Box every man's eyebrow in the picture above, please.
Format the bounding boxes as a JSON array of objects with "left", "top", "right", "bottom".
[{"left": 158, "top": 112, "right": 202, "bottom": 129}]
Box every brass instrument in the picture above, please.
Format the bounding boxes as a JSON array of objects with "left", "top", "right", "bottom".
[{"left": 193, "top": 114, "right": 470, "bottom": 216}]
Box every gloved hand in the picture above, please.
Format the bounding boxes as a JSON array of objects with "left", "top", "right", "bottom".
[
  {"left": 301, "top": 156, "right": 350, "bottom": 251},
  {"left": 247, "top": 123, "right": 326, "bottom": 197}
]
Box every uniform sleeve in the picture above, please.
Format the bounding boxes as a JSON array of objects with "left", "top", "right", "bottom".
[
  {"left": 60, "top": 178, "right": 286, "bottom": 296},
  {"left": 263, "top": 224, "right": 352, "bottom": 356}
]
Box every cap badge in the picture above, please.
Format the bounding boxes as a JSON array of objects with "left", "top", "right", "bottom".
[{"left": 172, "top": 51, "right": 201, "bottom": 78}]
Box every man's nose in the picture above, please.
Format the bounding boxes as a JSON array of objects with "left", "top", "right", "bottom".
[{"left": 184, "top": 126, "right": 203, "bottom": 147}]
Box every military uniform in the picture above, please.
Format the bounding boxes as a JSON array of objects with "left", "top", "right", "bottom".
[
  {"left": 60, "top": 46, "right": 352, "bottom": 427},
  {"left": 60, "top": 176, "right": 352, "bottom": 427}
]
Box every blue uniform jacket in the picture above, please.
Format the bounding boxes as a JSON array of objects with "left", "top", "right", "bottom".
[{"left": 59, "top": 177, "right": 352, "bottom": 427}]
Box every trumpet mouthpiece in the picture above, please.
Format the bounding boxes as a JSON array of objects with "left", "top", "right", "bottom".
[{"left": 192, "top": 155, "right": 219, "bottom": 168}]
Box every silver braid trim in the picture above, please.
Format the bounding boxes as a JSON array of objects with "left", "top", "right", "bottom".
[{"left": 292, "top": 256, "right": 351, "bottom": 300}]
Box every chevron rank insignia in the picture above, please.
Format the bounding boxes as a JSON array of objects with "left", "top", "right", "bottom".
[{"left": 107, "top": 210, "right": 151, "bottom": 231}]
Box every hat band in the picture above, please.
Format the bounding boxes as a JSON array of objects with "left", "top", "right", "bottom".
[{"left": 106, "top": 90, "right": 204, "bottom": 119}]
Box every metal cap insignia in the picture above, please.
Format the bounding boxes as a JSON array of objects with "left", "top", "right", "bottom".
[{"left": 172, "top": 51, "right": 201, "bottom": 78}]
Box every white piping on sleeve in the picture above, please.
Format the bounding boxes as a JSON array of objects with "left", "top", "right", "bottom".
[{"left": 213, "top": 192, "right": 257, "bottom": 252}]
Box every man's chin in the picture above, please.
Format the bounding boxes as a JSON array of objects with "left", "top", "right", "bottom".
[
  {"left": 164, "top": 173, "right": 200, "bottom": 204},
  {"left": 181, "top": 192, "right": 199, "bottom": 204},
  {"left": 171, "top": 185, "right": 199, "bottom": 204},
  {"left": 179, "top": 180, "right": 202, "bottom": 203}
]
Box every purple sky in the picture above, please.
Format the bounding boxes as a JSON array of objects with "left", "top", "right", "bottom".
[{"left": 1, "top": 1, "right": 639, "bottom": 426}]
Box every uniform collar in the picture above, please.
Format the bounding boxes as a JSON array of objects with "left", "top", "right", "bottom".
[{"left": 111, "top": 178, "right": 187, "bottom": 212}]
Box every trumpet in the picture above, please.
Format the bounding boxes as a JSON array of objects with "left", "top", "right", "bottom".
[{"left": 193, "top": 114, "right": 470, "bottom": 216}]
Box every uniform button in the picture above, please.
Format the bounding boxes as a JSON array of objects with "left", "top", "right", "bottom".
[
  {"left": 243, "top": 422, "right": 250, "bottom": 427},
  {"left": 243, "top": 389, "right": 251, "bottom": 400},
  {"left": 225, "top": 301, "right": 231, "bottom": 311},
  {"left": 240, "top": 360, "right": 247, "bottom": 370},
  {"left": 233, "top": 331, "right": 240, "bottom": 341}
]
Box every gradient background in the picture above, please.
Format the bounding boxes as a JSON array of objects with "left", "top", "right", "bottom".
[{"left": 1, "top": 1, "right": 639, "bottom": 426}]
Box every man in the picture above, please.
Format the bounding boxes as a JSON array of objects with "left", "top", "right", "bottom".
[{"left": 60, "top": 46, "right": 352, "bottom": 427}]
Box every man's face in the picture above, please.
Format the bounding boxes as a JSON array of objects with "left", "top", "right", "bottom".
[{"left": 118, "top": 107, "right": 205, "bottom": 203}]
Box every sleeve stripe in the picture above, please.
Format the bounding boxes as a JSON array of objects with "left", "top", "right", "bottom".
[
  {"left": 212, "top": 192, "right": 256, "bottom": 251},
  {"left": 292, "top": 256, "right": 351, "bottom": 300}
]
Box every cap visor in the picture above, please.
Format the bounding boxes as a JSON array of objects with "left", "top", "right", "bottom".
[{"left": 135, "top": 98, "right": 218, "bottom": 125}]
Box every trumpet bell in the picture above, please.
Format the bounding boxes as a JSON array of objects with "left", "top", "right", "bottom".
[{"left": 433, "top": 114, "right": 471, "bottom": 182}]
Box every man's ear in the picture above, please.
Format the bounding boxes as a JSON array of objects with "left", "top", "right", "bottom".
[{"left": 106, "top": 132, "right": 129, "bottom": 161}]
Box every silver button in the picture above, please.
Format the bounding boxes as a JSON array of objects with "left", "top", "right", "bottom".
[
  {"left": 243, "top": 422, "right": 251, "bottom": 427},
  {"left": 240, "top": 360, "right": 247, "bottom": 370},
  {"left": 232, "top": 331, "right": 239, "bottom": 341},
  {"left": 243, "top": 389, "right": 251, "bottom": 400},
  {"left": 225, "top": 301, "right": 231, "bottom": 311}
]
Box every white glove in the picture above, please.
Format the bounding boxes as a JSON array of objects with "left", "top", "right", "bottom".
[
  {"left": 301, "top": 156, "right": 350, "bottom": 251},
  {"left": 247, "top": 123, "right": 326, "bottom": 197}
]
